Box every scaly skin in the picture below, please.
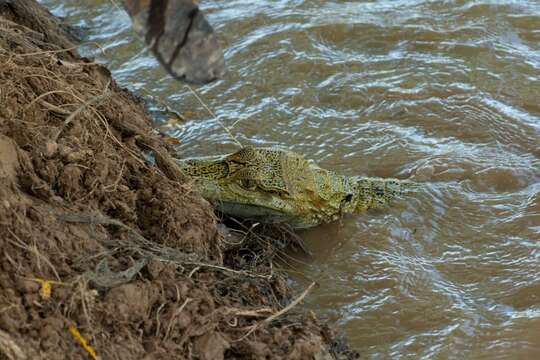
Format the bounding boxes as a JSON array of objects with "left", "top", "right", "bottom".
[{"left": 175, "top": 147, "right": 416, "bottom": 228}]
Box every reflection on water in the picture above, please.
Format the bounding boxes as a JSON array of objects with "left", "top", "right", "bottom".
[{"left": 41, "top": 0, "right": 540, "bottom": 357}]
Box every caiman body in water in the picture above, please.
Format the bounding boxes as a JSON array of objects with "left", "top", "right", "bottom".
[{"left": 175, "top": 147, "right": 416, "bottom": 228}]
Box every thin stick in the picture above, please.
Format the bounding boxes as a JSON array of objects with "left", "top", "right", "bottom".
[
  {"left": 0, "top": 329, "right": 26, "bottom": 360},
  {"left": 184, "top": 84, "right": 243, "bottom": 148},
  {"left": 155, "top": 302, "right": 166, "bottom": 336},
  {"left": 235, "top": 281, "right": 316, "bottom": 341},
  {"left": 164, "top": 297, "right": 192, "bottom": 340},
  {"left": 57, "top": 86, "right": 147, "bottom": 167},
  {"left": 25, "top": 90, "right": 73, "bottom": 111},
  {"left": 230, "top": 116, "right": 247, "bottom": 129},
  {"left": 16, "top": 42, "right": 106, "bottom": 57},
  {"left": 57, "top": 212, "right": 272, "bottom": 279},
  {"left": 39, "top": 100, "right": 71, "bottom": 115},
  {"left": 6, "top": 230, "right": 60, "bottom": 281},
  {"left": 138, "top": 88, "right": 185, "bottom": 121},
  {"left": 108, "top": 0, "right": 124, "bottom": 12},
  {"left": 53, "top": 81, "right": 111, "bottom": 141}
]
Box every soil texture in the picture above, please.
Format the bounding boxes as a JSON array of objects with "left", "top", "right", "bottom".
[{"left": 0, "top": 1, "right": 357, "bottom": 359}]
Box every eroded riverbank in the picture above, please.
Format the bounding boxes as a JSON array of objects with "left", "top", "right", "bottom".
[{"left": 0, "top": 1, "right": 355, "bottom": 358}]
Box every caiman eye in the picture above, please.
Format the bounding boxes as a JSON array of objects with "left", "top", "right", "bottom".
[{"left": 240, "top": 179, "right": 257, "bottom": 190}]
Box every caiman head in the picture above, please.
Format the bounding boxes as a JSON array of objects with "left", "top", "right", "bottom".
[{"left": 174, "top": 147, "right": 416, "bottom": 228}]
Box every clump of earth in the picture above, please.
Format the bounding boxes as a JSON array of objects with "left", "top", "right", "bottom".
[{"left": 0, "top": 1, "right": 357, "bottom": 359}]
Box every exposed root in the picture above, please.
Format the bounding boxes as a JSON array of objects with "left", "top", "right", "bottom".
[
  {"left": 0, "top": 2, "right": 358, "bottom": 359},
  {"left": 58, "top": 212, "right": 273, "bottom": 280},
  {"left": 236, "top": 281, "right": 317, "bottom": 341}
]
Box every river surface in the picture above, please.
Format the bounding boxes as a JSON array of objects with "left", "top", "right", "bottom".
[{"left": 40, "top": 0, "right": 540, "bottom": 357}]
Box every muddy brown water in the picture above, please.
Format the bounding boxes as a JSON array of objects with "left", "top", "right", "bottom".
[{"left": 40, "top": 0, "right": 540, "bottom": 357}]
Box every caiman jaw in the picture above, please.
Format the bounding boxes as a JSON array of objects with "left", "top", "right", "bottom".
[{"left": 350, "top": 177, "right": 417, "bottom": 213}]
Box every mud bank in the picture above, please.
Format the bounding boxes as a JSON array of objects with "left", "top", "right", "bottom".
[{"left": 0, "top": 1, "right": 356, "bottom": 359}]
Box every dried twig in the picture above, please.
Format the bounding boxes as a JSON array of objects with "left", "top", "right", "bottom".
[
  {"left": 223, "top": 306, "right": 273, "bottom": 318},
  {"left": 108, "top": 0, "right": 124, "bottom": 12},
  {"left": 57, "top": 212, "right": 272, "bottom": 280},
  {"left": 164, "top": 297, "right": 192, "bottom": 340},
  {"left": 184, "top": 84, "right": 243, "bottom": 148},
  {"left": 138, "top": 87, "right": 185, "bottom": 121},
  {"left": 235, "top": 281, "right": 316, "bottom": 341},
  {"left": 0, "top": 330, "right": 26, "bottom": 360},
  {"left": 39, "top": 100, "right": 71, "bottom": 115},
  {"left": 53, "top": 80, "right": 111, "bottom": 141},
  {"left": 16, "top": 42, "right": 106, "bottom": 57},
  {"left": 24, "top": 89, "right": 73, "bottom": 111},
  {"left": 6, "top": 230, "right": 60, "bottom": 281}
]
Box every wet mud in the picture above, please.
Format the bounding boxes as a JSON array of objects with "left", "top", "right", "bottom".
[{"left": 0, "top": 1, "right": 355, "bottom": 359}]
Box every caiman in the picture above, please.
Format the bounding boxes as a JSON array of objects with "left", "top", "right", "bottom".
[
  {"left": 175, "top": 147, "right": 417, "bottom": 228},
  {"left": 101, "top": 2, "right": 415, "bottom": 227}
]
